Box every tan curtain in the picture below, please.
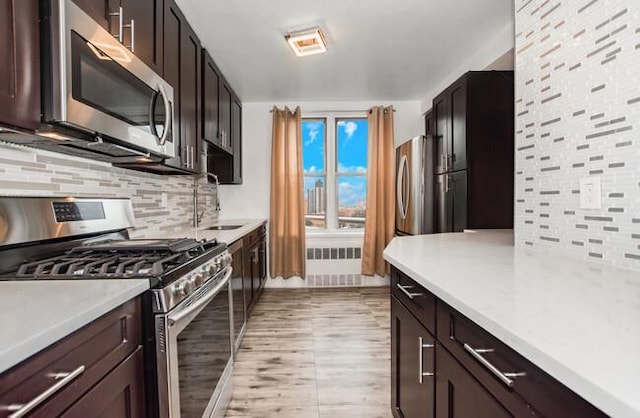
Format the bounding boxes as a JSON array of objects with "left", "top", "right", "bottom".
[
  {"left": 269, "top": 106, "right": 306, "bottom": 279},
  {"left": 362, "top": 105, "right": 395, "bottom": 276}
]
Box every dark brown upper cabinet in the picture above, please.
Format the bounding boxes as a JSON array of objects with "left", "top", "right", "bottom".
[
  {"left": 162, "top": 0, "right": 201, "bottom": 173},
  {"left": 0, "top": 0, "right": 40, "bottom": 130},
  {"left": 202, "top": 50, "right": 221, "bottom": 148},
  {"left": 71, "top": 0, "right": 163, "bottom": 74},
  {"left": 219, "top": 81, "right": 232, "bottom": 150}
]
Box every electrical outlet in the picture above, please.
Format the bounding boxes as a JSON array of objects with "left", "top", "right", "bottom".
[
  {"left": 580, "top": 177, "right": 601, "bottom": 209},
  {"left": 161, "top": 192, "right": 168, "bottom": 208}
]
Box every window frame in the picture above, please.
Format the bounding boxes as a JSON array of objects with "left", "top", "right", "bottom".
[
  {"left": 302, "top": 112, "right": 368, "bottom": 235},
  {"left": 302, "top": 117, "right": 327, "bottom": 230}
]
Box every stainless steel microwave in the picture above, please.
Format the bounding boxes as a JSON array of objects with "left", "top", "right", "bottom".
[{"left": 39, "top": 0, "right": 176, "bottom": 161}]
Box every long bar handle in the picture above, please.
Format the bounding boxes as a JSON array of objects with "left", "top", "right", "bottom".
[
  {"left": 108, "top": 7, "right": 123, "bottom": 42},
  {"left": 464, "top": 343, "right": 525, "bottom": 388},
  {"left": 418, "top": 337, "right": 435, "bottom": 384},
  {"left": 3, "top": 365, "right": 85, "bottom": 418},
  {"left": 395, "top": 283, "right": 423, "bottom": 300},
  {"left": 123, "top": 19, "right": 135, "bottom": 51}
]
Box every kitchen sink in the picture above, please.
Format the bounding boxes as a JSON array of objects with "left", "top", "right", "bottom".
[{"left": 206, "top": 225, "right": 244, "bottom": 231}]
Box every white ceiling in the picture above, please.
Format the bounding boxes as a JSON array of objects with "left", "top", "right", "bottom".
[{"left": 176, "top": 0, "right": 514, "bottom": 102}]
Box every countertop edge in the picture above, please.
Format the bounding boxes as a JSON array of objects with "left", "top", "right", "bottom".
[{"left": 0, "top": 280, "right": 149, "bottom": 374}]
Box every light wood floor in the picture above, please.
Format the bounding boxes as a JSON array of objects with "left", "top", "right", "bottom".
[{"left": 225, "top": 287, "right": 392, "bottom": 418}]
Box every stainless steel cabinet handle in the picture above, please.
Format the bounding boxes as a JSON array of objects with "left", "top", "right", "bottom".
[
  {"left": 190, "top": 147, "right": 195, "bottom": 169},
  {"left": 2, "top": 365, "right": 85, "bottom": 418},
  {"left": 463, "top": 343, "right": 525, "bottom": 388},
  {"left": 395, "top": 283, "right": 423, "bottom": 300},
  {"left": 123, "top": 19, "right": 135, "bottom": 51},
  {"left": 108, "top": 7, "right": 123, "bottom": 42},
  {"left": 418, "top": 337, "right": 435, "bottom": 384}
]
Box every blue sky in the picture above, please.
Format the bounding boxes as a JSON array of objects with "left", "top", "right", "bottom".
[{"left": 302, "top": 119, "right": 368, "bottom": 207}]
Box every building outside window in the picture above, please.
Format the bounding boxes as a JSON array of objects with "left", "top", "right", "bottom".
[{"left": 302, "top": 115, "right": 368, "bottom": 232}]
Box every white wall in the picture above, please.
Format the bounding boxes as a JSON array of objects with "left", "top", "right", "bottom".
[
  {"left": 420, "top": 20, "right": 515, "bottom": 113},
  {"left": 217, "top": 100, "right": 423, "bottom": 220}
]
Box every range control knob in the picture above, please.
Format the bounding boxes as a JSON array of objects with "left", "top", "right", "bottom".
[
  {"left": 174, "top": 279, "right": 194, "bottom": 297},
  {"left": 192, "top": 274, "right": 203, "bottom": 287},
  {"left": 208, "top": 265, "right": 216, "bottom": 276},
  {"left": 214, "top": 258, "right": 222, "bottom": 269}
]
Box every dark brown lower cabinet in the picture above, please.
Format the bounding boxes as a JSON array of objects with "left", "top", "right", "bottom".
[
  {"left": 229, "top": 239, "right": 246, "bottom": 352},
  {"left": 243, "top": 224, "right": 267, "bottom": 315},
  {"left": 390, "top": 266, "right": 606, "bottom": 418},
  {"left": 435, "top": 345, "right": 512, "bottom": 418},
  {"left": 0, "top": 298, "right": 145, "bottom": 418},
  {"left": 58, "top": 347, "right": 145, "bottom": 418},
  {"left": 391, "top": 296, "right": 435, "bottom": 418}
]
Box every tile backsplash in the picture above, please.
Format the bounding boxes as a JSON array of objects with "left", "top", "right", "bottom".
[
  {"left": 0, "top": 143, "right": 217, "bottom": 238},
  {"left": 515, "top": 0, "right": 640, "bottom": 271}
]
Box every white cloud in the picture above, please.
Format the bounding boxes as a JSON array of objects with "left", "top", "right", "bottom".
[
  {"left": 304, "top": 165, "right": 319, "bottom": 174},
  {"left": 338, "top": 163, "right": 366, "bottom": 174},
  {"left": 304, "top": 121, "right": 323, "bottom": 146},
  {"left": 339, "top": 180, "right": 366, "bottom": 206},
  {"left": 338, "top": 121, "right": 358, "bottom": 139}
]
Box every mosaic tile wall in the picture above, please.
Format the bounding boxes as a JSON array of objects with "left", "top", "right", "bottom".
[
  {"left": 0, "top": 143, "right": 218, "bottom": 238},
  {"left": 515, "top": 0, "right": 640, "bottom": 271}
]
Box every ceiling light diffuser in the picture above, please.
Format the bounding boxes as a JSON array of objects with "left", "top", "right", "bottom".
[{"left": 285, "top": 27, "right": 327, "bottom": 57}]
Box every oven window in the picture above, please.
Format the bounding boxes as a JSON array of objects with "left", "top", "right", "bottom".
[
  {"left": 70, "top": 31, "right": 158, "bottom": 129},
  {"left": 176, "top": 286, "right": 232, "bottom": 417}
]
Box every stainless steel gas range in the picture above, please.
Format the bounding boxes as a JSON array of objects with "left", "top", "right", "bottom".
[{"left": 0, "top": 197, "right": 234, "bottom": 418}]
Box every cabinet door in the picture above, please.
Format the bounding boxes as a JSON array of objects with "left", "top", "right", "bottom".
[
  {"left": 229, "top": 240, "right": 246, "bottom": 351},
  {"left": 243, "top": 245, "right": 255, "bottom": 315},
  {"left": 71, "top": 0, "right": 118, "bottom": 31},
  {"left": 0, "top": 0, "right": 40, "bottom": 130},
  {"left": 121, "top": 0, "right": 162, "bottom": 74},
  {"left": 449, "top": 80, "right": 468, "bottom": 172},
  {"left": 231, "top": 98, "right": 243, "bottom": 183},
  {"left": 59, "top": 347, "right": 146, "bottom": 418},
  {"left": 432, "top": 95, "right": 448, "bottom": 175},
  {"left": 436, "top": 345, "right": 512, "bottom": 418},
  {"left": 251, "top": 246, "right": 261, "bottom": 301},
  {"left": 163, "top": 0, "right": 200, "bottom": 173},
  {"left": 425, "top": 110, "right": 433, "bottom": 138},
  {"left": 180, "top": 19, "right": 201, "bottom": 173},
  {"left": 434, "top": 174, "right": 452, "bottom": 233},
  {"left": 202, "top": 51, "right": 221, "bottom": 147},
  {"left": 219, "top": 82, "right": 232, "bottom": 149},
  {"left": 450, "top": 170, "right": 467, "bottom": 232},
  {"left": 391, "top": 297, "right": 435, "bottom": 418}
]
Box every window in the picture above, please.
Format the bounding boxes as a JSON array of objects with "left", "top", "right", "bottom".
[{"left": 302, "top": 116, "right": 369, "bottom": 231}]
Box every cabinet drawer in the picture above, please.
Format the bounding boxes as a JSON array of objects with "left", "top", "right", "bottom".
[
  {"left": 0, "top": 298, "right": 142, "bottom": 418},
  {"left": 243, "top": 224, "right": 266, "bottom": 248},
  {"left": 436, "top": 302, "right": 605, "bottom": 418},
  {"left": 391, "top": 268, "right": 436, "bottom": 335}
]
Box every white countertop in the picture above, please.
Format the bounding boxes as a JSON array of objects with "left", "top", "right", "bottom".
[
  {"left": 383, "top": 231, "right": 640, "bottom": 418},
  {"left": 0, "top": 279, "right": 149, "bottom": 374},
  {"left": 147, "top": 218, "right": 267, "bottom": 244}
]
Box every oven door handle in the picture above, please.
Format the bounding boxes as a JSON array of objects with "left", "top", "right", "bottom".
[{"left": 167, "top": 266, "right": 232, "bottom": 327}]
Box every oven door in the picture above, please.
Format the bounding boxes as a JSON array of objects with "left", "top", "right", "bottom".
[
  {"left": 46, "top": 0, "right": 176, "bottom": 158},
  {"left": 156, "top": 266, "right": 233, "bottom": 418}
]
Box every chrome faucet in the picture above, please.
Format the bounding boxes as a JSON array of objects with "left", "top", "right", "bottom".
[{"left": 193, "top": 173, "right": 221, "bottom": 228}]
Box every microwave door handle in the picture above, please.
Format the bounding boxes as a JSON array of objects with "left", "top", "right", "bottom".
[
  {"left": 167, "top": 266, "right": 232, "bottom": 327},
  {"left": 157, "top": 85, "right": 172, "bottom": 146}
]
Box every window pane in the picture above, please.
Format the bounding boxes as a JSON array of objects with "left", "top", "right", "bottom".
[
  {"left": 337, "top": 176, "right": 366, "bottom": 229},
  {"left": 304, "top": 176, "right": 326, "bottom": 229},
  {"left": 337, "top": 119, "right": 368, "bottom": 173},
  {"left": 302, "top": 119, "right": 325, "bottom": 174}
]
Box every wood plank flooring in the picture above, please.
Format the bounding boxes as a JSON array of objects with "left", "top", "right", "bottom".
[{"left": 225, "top": 287, "right": 392, "bottom": 418}]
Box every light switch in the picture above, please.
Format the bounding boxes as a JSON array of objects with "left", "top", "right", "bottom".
[{"left": 580, "top": 177, "right": 601, "bottom": 209}]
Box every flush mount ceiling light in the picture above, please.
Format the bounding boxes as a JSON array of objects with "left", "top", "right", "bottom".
[{"left": 285, "top": 27, "right": 327, "bottom": 57}]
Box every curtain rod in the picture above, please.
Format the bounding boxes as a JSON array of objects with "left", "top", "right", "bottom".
[{"left": 269, "top": 108, "right": 396, "bottom": 113}]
